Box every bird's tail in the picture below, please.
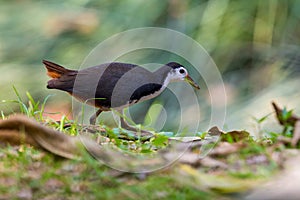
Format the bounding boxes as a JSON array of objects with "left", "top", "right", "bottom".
[{"left": 43, "top": 60, "right": 76, "bottom": 78}]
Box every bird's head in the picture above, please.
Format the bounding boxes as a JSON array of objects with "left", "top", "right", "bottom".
[{"left": 165, "top": 62, "right": 200, "bottom": 90}]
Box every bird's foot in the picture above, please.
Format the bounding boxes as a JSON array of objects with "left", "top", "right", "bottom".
[
  {"left": 118, "top": 114, "right": 153, "bottom": 138},
  {"left": 119, "top": 126, "right": 153, "bottom": 138}
]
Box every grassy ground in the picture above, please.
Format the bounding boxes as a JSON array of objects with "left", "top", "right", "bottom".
[{"left": 0, "top": 91, "right": 299, "bottom": 199}]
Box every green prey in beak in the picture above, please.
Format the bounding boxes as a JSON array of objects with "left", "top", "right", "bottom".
[{"left": 185, "top": 75, "right": 200, "bottom": 90}]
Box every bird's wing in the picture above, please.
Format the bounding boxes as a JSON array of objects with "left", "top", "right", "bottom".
[{"left": 71, "top": 63, "right": 156, "bottom": 108}]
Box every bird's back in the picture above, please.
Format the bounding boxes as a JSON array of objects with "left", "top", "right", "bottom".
[{"left": 48, "top": 62, "right": 164, "bottom": 109}]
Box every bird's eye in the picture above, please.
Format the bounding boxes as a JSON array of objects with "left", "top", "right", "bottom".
[{"left": 179, "top": 69, "right": 185, "bottom": 74}]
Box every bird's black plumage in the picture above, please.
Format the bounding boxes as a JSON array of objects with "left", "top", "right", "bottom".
[
  {"left": 44, "top": 61, "right": 168, "bottom": 109},
  {"left": 165, "top": 62, "right": 184, "bottom": 69},
  {"left": 43, "top": 60, "right": 200, "bottom": 127},
  {"left": 129, "top": 83, "right": 163, "bottom": 103}
]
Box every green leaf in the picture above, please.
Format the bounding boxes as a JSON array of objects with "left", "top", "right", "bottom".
[{"left": 151, "top": 134, "right": 168, "bottom": 147}]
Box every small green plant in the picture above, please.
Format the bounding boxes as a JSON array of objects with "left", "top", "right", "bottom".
[
  {"left": 252, "top": 113, "right": 272, "bottom": 138},
  {"left": 279, "top": 107, "right": 294, "bottom": 123},
  {"left": 252, "top": 108, "right": 297, "bottom": 141},
  {"left": 278, "top": 107, "right": 295, "bottom": 137},
  {"left": 2, "top": 86, "right": 52, "bottom": 121}
]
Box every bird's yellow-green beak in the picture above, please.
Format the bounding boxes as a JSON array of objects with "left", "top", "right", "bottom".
[{"left": 185, "top": 75, "right": 200, "bottom": 90}]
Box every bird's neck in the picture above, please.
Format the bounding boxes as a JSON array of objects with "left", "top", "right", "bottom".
[{"left": 154, "top": 65, "right": 173, "bottom": 87}]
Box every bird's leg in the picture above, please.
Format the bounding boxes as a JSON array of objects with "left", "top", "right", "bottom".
[
  {"left": 118, "top": 109, "right": 153, "bottom": 137},
  {"left": 89, "top": 109, "right": 102, "bottom": 125}
]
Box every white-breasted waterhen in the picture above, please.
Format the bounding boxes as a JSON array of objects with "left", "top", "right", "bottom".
[{"left": 43, "top": 60, "right": 200, "bottom": 133}]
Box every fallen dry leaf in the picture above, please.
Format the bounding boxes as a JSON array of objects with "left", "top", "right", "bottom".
[
  {"left": 176, "top": 164, "right": 261, "bottom": 194},
  {"left": 208, "top": 126, "right": 250, "bottom": 142},
  {"left": 221, "top": 130, "right": 250, "bottom": 142},
  {"left": 208, "top": 126, "right": 224, "bottom": 136},
  {"left": 0, "top": 115, "right": 82, "bottom": 159},
  {"left": 167, "top": 152, "right": 227, "bottom": 169},
  {"left": 199, "top": 157, "right": 228, "bottom": 169},
  {"left": 210, "top": 142, "right": 245, "bottom": 156}
]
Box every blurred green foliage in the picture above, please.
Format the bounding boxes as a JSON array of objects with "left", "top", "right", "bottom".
[{"left": 0, "top": 0, "right": 299, "bottom": 113}]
